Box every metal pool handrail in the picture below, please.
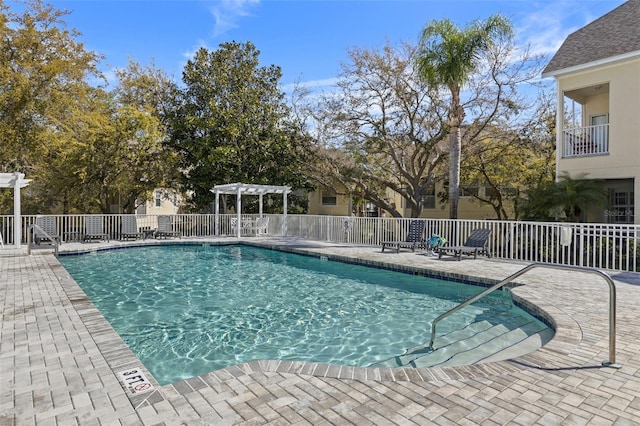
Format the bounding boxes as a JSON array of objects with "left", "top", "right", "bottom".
[
  {"left": 27, "top": 224, "right": 59, "bottom": 257},
  {"left": 428, "top": 262, "right": 620, "bottom": 368}
]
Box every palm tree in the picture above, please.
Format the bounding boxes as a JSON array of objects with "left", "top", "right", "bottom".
[
  {"left": 521, "top": 172, "right": 607, "bottom": 222},
  {"left": 415, "top": 15, "right": 512, "bottom": 219}
]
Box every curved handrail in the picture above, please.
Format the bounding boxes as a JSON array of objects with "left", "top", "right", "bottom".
[
  {"left": 27, "top": 224, "right": 59, "bottom": 257},
  {"left": 428, "top": 262, "right": 619, "bottom": 368}
]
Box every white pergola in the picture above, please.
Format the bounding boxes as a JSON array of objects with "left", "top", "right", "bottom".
[
  {"left": 211, "top": 183, "right": 292, "bottom": 238},
  {"left": 0, "top": 172, "right": 32, "bottom": 248}
]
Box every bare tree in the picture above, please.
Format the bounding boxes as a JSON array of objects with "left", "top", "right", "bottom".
[
  {"left": 303, "top": 42, "right": 449, "bottom": 218},
  {"left": 298, "top": 34, "right": 550, "bottom": 219},
  {"left": 460, "top": 89, "right": 556, "bottom": 220}
]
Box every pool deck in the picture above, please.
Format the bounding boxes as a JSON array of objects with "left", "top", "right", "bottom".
[{"left": 2, "top": 236, "right": 640, "bottom": 425}]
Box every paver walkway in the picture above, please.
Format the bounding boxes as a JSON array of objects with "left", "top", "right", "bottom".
[{"left": 1, "top": 237, "right": 640, "bottom": 425}]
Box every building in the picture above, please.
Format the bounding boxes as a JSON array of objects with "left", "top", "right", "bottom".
[
  {"left": 542, "top": 0, "right": 640, "bottom": 223},
  {"left": 136, "top": 188, "right": 182, "bottom": 216},
  {"left": 307, "top": 185, "right": 354, "bottom": 216},
  {"left": 307, "top": 182, "right": 500, "bottom": 219}
]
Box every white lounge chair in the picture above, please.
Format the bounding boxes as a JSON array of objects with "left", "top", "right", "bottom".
[
  {"left": 84, "top": 216, "right": 109, "bottom": 242},
  {"left": 34, "top": 216, "right": 61, "bottom": 245},
  {"left": 155, "top": 215, "right": 181, "bottom": 239},
  {"left": 120, "top": 216, "right": 143, "bottom": 240}
]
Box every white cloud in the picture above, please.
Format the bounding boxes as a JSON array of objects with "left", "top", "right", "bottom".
[
  {"left": 514, "top": 2, "right": 580, "bottom": 57},
  {"left": 183, "top": 39, "right": 210, "bottom": 62},
  {"left": 283, "top": 77, "right": 339, "bottom": 91},
  {"left": 280, "top": 77, "right": 341, "bottom": 101},
  {"left": 209, "top": 0, "right": 260, "bottom": 37},
  {"left": 514, "top": 0, "right": 625, "bottom": 58},
  {"left": 175, "top": 1, "right": 260, "bottom": 70}
]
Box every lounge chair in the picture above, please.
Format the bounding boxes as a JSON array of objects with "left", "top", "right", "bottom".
[
  {"left": 34, "top": 216, "right": 61, "bottom": 245},
  {"left": 155, "top": 215, "right": 181, "bottom": 239},
  {"left": 120, "top": 216, "right": 143, "bottom": 240},
  {"left": 381, "top": 220, "right": 426, "bottom": 253},
  {"left": 438, "top": 228, "right": 492, "bottom": 261},
  {"left": 84, "top": 216, "right": 109, "bottom": 242}
]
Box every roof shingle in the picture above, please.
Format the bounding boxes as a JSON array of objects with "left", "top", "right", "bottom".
[{"left": 542, "top": 0, "right": 640, "bottom": 76}]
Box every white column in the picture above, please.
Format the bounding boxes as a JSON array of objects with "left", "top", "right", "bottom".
[
  {"left": 236, "top": 187, "right": 242, "bottom": 238},
  {"left": 13, "top": 175, "right": 22, "bottom": 248},
  {"left": 556, "top": 81, "right": 564, "bottom": 179},
  {"left": 259, "top": 194, "right": 263, "bottom": 217},
  {"left": 282, "top": 192, "right": 288, "bottom": 236},
  {"left": 214, "top": 191, "right": 220, "bottom": 236}
]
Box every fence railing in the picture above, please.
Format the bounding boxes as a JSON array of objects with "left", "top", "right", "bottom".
[
  {"left": 1, "top": 214, "right": 638, "bottom": 272},
  {"left": 562, "top": 123, "right": 609, "bottom": 157}
]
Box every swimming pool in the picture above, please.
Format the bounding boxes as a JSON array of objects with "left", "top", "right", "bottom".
[{"left": 59, "top": 244, "right": 549, "bottom": 385}]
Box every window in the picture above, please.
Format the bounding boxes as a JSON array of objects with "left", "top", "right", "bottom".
[
  {"left": 590, "top": 113, "right": 609, "bottom": 151},
  {"left": 484, "top": 187, "right": 498, "bottom": 199},
  {"left": 441, "top": 181, "right": 478, "bottom": 198},
  {"left": 485, "top": 186, "right": 517, "bottom": 199},
  {"left": 154, "top": 191, "right": 162, "bottom": 208},
  {"left": 424, "top": 185, "right": 436, "bottom": 209},
  {"left": 591, "top": 113, "right": 608, "bottom": 126},
  {"left": 364, "top": 202, "right": 379, "bottom": 217},
  {"left": 321, "top": 189, "right": 337, "bottom": 205},
  {"left": 459, "top": 184, "right": 478, "bottom": 197},
  {"left": 607, "top": 189, "right": 634, "bottom": 224}
]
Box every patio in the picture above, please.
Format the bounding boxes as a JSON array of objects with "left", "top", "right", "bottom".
[{"left": 2, "top": 236, "right": 640, "bottom": 424}]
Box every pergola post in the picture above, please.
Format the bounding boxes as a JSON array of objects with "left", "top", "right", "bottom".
[
  {"left": 0, "top": 172, "right": 31, "bottom": 248},
  {"left": 214, "top": 191, "right": 220, "bottom": 236},
  {"left": 236, "top": 186, "right": 242, "bottom": 238},
  {"left": 14, "top": 179, "right": 21, "bottom": 246},
  {"left": 283, "top": 192, "right": 288, "bottom": 236}
]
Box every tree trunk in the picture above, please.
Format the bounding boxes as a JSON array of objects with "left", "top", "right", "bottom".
[{"left": 448, "top": 125, "right": 461, "bottom": 219}]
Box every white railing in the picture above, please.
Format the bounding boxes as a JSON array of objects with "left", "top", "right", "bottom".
[
  {"left": 562, "top": 123, "right": 609, "bottom": 157},
  {"left": 2, "top": 213, "right": 639, "bottom": 272}
]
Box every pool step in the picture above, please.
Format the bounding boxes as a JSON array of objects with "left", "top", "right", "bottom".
[
  {"left": 417, "top": 320, "right": 551, "bottom": 368},
  {"left": 478, "top": 326, "right": 555, "bottom": 363},
  {"left": 375, "top": 318, "right": 550, "bottom": 368}
]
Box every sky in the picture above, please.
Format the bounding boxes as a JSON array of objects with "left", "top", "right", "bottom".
[{"left": 26, "top": 0, "right": 629, "bottom": 91}]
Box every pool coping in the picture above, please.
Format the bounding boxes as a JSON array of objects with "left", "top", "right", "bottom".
[{"left": 51, "top": 237, "right": 584, "bottom": 410}]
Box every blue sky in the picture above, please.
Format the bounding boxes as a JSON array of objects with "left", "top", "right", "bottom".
[{"left": 43, "top": 0, "right": 627, "bottom": 90}]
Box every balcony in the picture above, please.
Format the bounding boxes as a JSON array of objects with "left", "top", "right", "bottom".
[{"left": 562, "top": 123, "right": 609, "bottom": 158}]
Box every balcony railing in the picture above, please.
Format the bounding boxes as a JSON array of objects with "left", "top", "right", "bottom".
[
  {"left": 562, "top": 123, "right": 609, "bottom": 158},
  {"left": 3, "top": 213, "right": 640, "bottom": 273}
]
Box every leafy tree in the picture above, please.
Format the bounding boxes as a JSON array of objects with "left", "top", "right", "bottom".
[
  {"left": 113, "top": 60, "right": 178, "bottom": 125},
  {"left": 460, "top": 93, "right": 557, "bottom": 219},
  {"left": 303, "top": 42, "right": 449, "bottom": 218},
  {"left": 0, "top": 0, "right": 102, "bottom": 212},
  {"left": 1, "top": 1, "right": 179, "bottom": 214},
  {"left": 521, "top": 172, "right": 607, "bottom": 222},
  {"left": 416, "top": 15, "right": 513, "bottom": 219},
  {"left": 167, "top": 42, "right": 312, "bottom": 212},
  {"left": 110, "top": 60, "right": 181, "bottom": 211},
  {"left": 41, "top": 84, "right": 175, "bottom": 214}
]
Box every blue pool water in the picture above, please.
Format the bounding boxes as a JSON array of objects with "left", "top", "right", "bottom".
[{"left": 59, "top": 244, "right": 544, "bottom": 385}]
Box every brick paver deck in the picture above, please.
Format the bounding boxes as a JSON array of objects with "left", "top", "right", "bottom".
[{"left": 2, "top": 237, "right": 640, "bottom": 425}]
